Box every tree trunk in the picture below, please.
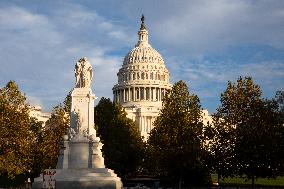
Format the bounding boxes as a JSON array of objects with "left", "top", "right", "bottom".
[{"left": 252, "top": 175, "right": 255, "bottom": 188}]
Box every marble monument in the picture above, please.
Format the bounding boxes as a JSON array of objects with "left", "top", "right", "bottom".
[{"left": 33, "top": 57, "right": 122, "bottom": 189}]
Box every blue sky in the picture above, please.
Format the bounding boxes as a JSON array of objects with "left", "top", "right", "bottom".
[{"left": 0, "top": 0, "right": 283, "bottom": 113}]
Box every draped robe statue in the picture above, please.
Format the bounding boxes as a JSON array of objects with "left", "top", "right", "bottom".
[{"left": 75, "top": 57, "right": 93, "bottom": 88}]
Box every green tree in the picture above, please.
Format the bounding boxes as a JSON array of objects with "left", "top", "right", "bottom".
[
  {"left": 29, "top": 117, "right": 44, "bottom": 182},
  {"left": 41, "top": 105, "right": 69, "bottom": 169},
  {"left": 63, "top": 90, "right": 72, "bottom": 113},
  {"left": 94, "top": 97, "right": 145, "bottom": 179},
  {"left": 274, "top": 91, "right": 284, "bottom": 123},
  {"left": 212, "top": 77, "right": 284, "bottom": 186},
  {"left": 147, "top": 80, "right": 209, "bottom": 187},
  {"left": 0, "top": 81, "right": 42, "bottom": 186}
]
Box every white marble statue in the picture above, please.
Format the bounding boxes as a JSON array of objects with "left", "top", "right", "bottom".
[{"left": 75, "top": 57, "right": 93, "bottom": 88}]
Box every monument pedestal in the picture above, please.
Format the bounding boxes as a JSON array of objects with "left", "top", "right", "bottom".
[
  {"left": 33, "top": 135, "right": 122, "bottom": 189},
  {"left": 33, "top": 168, "right": 122, "bottom": 189}
]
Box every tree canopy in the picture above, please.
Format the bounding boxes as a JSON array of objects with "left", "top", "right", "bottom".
[
  {"left": 147, "top": 80, "right": 209, "bottom": 186},
  {"left": 211, "top": 77, "right": 284, "bottom": 186},
  {"left": 0, "top": 81, "right": 43, "bottom": 186},
  {"left": 40, "top": 105, "right": 69, "bottom": 170},
  {"left": 94, "top": 97, "right": 145, "bottom": 179}
]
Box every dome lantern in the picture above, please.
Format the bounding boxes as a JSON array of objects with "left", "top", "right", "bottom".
[{"left": 136, "top": 14, "right": 149, "bottom": 47}]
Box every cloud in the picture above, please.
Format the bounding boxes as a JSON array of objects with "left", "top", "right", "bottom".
[
  {"left": 0, "top": 5, "right": 128, "bottom": 111},
  {"left": 89, "top": 48, "right": 122, "bottom": 101},
  {"left": 168, "top": 55, "right": 284, "bottom": 111},
  {"left": 135, "top": 0, "right": 284, "bottom": 55}
]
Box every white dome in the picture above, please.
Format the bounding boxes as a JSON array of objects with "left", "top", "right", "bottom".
[{"left": 123, "top": 45, "right": 164, "bottom": 65}]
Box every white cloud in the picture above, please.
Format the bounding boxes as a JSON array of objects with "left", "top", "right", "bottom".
[
  {"left": 171, "top": 57, "right": 284, "bottom": 98},
  {"left": 0, "top": 5, "right": 128, "bottom": 111},
  {"left": 145, "top": 0, "right": 284, "bottom": 54},
  {"left": 0, "top": 6, "right": 48, "bottom": 28},
  {"left": 89, "top": 48, "right": 122, "bottom": 100}
]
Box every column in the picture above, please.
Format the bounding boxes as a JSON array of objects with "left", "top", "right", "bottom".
[
  {"left": 128, "top": 88, "right": 130, "bottom": 101},
  {"left": 144, "top": 116, "right": 146, "bottom": 132},
  {"left": 117, "top": 90, "right": 120, "bottom": 103},
  {"left": 150, "top": 117, "right": 152, "bottom": 131},
  {"left": 123, "top": 89, "right": 126, "bottom": 102},
  {"left": 146, "top": 117, "right": 150, "bottom": 133},
  {"left": 139, "top": 117, "right": 142, "bottom": 132}
]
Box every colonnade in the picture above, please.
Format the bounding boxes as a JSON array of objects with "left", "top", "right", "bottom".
[
  {"left": 139, "top": 115, "right": 155, "bottom": 134},
  {"left": 118, "top": 71, "right": 168, "bottom": 82},
  {"left": 114, "top": 87, "right": 168, "bottom": 103}
]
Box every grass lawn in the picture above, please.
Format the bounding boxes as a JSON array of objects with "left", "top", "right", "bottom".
[{"left": 211, "top": 174, "right": 284, "bottom": 186}]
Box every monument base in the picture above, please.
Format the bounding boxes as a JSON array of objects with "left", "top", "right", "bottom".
[
  {"left": 32, "top": 168, "right": 122, "bottom": 189},
  {"left": 32, "top": 135, "right": 122, "bottom": 189}
]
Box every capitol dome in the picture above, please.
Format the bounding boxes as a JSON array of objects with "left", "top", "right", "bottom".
[
  {"left": 113, "top": 15, "right": 171, "bottom": 95},
  {"left": 112, "top": 15, "right": 172, "bottom": 139}
]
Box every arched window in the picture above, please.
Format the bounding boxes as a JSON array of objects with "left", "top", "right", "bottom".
[{"left": 150, "top": 72, "right": 153, "bottom": 80}]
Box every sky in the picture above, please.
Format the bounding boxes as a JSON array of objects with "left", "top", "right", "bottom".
[{"left": 0, "top": 0, "right": 283, "bottom": 113}]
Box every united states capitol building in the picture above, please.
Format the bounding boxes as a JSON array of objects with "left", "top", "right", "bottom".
[{"left": 113, "top": 16, "right": 212, "bottom": 139}]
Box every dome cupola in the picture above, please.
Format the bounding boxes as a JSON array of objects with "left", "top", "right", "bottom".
[{"left": 123, "top": 15, "right": 164, "bottom": 66}]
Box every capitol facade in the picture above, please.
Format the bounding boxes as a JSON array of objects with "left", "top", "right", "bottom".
[{"left": 112, "top": 16, "right": 172, "bottom": 139}]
